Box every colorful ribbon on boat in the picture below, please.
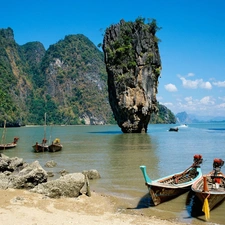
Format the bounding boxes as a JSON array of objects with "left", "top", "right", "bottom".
[{"left": 202, "top": 194, "right": 210, "bottom": 221}]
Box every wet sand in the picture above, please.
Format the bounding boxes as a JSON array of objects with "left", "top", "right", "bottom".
[{"left": 0, "top": 189, "right": 186, "bottom": 225}]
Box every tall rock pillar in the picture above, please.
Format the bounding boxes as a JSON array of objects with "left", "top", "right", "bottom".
[{"left": 103, "top": 18, "right": 161, "bottom": 133}]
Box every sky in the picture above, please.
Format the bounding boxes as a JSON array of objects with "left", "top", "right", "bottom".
[{"left": 1, "top": 0, "right": 225, "bottom": 119}]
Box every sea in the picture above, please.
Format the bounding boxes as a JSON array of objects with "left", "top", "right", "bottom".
[{"left": 1, "top": 122, "right": 225, "bottom": 225}]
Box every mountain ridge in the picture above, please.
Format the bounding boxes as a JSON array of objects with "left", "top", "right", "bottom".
[
  {"left": 176, "top": 111, "right": 225, "bottom": 123},
  {"left": 0, "top": 27, "right": 176, "bottom": 126}
]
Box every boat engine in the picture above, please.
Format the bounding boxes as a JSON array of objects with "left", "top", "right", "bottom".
[
  {"left": 213, "top": 158, "right": 224, "bottom": 175},
  {"left": 193, "top": 154, "right": 203, "bottom": 166}
]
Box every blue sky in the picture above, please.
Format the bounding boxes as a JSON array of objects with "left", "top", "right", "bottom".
[{"left": 1, "top": 0, "right": 225, "bottom": 118}]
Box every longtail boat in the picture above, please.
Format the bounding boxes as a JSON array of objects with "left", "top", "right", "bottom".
[
  {"left": 0, "top": 137, "right": 19, "bottom": 150},
  {"left": 140, "top": 154, "right": 203, "bottom": 206},
  {"left": 0, "top": 120, "right": 19, "bottom": 150},
  {"left": 191, "top": 158, "right": 225, "bottom": 221},
  {"left": 32, "top": 138, "right": 49, "bottom": 152},
  {"left": 48, "top": 138, "right": 63, "bottom": 152},
  {"left": 32, "top": 113, "right": 48, "bottom": 152}
]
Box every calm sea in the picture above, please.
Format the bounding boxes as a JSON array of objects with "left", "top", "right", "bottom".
[{"left": 1, "top": 123, "right": 225, "bottom": 224}]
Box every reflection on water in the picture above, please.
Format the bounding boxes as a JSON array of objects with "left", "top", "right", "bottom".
[
  {"left": 105, "top": 133, "right": 159, "bottom": 197},
  {"left": 1, "top": 124, "right": 225, "bottom": 224},
  {"left": 186, "top": 191, "right": 204, "bottom": 218}
]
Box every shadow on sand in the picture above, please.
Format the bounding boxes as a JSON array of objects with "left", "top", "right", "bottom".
[{"left": 127, "top": 193, "right": 155, "bottom": 209}]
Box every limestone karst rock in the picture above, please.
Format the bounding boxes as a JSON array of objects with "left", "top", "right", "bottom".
[{"left": 103, "top": 18, "right": 162, "bottom": 133}]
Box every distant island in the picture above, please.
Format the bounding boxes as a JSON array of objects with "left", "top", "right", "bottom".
[{"left": 176, "top": 111, "right": 225, "bottom": 124}]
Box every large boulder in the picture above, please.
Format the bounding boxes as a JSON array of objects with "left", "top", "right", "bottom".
[
  {"left": 0, "top": 154, "right": 100, "bottom": 199},
  {"left": 103, "top": 18, "right": 161, "bottom": 133},
  {"left": 45, "top": 160, "right": 57, "bottom": 168},
  {"left": 30, "top": 173, "right": 85, "bottom": 198},
  {"left": 82, "top": 169, "right": 101, "bottom": 179},
  {"left": 0, "top": 156, "right": 48, "bottom": 189},
  {"left": 11, "top": 161, "right": 48, "bottom": 188},
  {"left": 0, "top": 153, "right": 24, "bottom": 172}
]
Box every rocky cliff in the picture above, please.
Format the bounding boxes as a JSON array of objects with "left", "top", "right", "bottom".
[
  {"left": 0, "top": 28, "right": 37, "bottom": 126},
  {"left": 41, "top": 34, "right": 112, "bottom": 125},
  {"left": 0, "top": 27, "right": 175, "bottom": 126},
  {"left": 103, "top": 18, "right": 162, "bottom": 133},
  {"left": 0, "top": 28, "right": 112, "bottom": 125}
]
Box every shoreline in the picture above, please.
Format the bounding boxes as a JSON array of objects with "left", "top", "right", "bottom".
[{"left": 0, "top": 188, "right": 187, "bottom": 225}]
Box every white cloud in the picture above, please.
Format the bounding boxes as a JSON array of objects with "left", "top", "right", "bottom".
[
  {"left": 216, "top": 103, "right": 225, "bottom": 108},
  {"left": 167, "top": 94, "right": 220, "bottom": 116},
  {"left": 187, "top": 73, "right": 195, "bottom": 77},
  {"left": 200, "top": 81, "right": 212, "bottom": 89},
  {"left": 184, "top": 96, "right": 193, "bottom": 104},
  {"left": 163, "top": 102, "right": 173, "bottom": 106},
  {"left": 164, "top": 83, "right": 177, "bottom": 92},
  {"left": 213, "top": 81, "right": 225, "bottom": 87},
  {"left": 179, "top": 77, "right": 198, "bottom": 88},
  {"left": 216, "top": 103, "right": 225, "bottom": 109},
  {"left": 218, "top": 96, "right": 225, "bottom": 101},
  {"left": 200, "top": 96, "right": 215, "bottom": 105},
  {"left": 156, "top": 96, "right": 163, "bottom": 101},
  {"left": 179, "top": 76, "right": 212, "bottom": 89}
]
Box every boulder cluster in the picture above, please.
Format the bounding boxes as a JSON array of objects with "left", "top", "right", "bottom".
[{"left": 0, "top": 154, "right": 100, "bottom": 198}]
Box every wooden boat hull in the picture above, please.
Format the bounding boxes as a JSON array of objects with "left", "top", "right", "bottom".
[
  {"left": 148, "top": 184, "right": 189, "bottom": 205},
  {"left": 32, "top": 144, "right": 49, "bottom": 152},
  {"left": 140, "top": 159, "right": 203, "bottom": 206},
  {"left": 0, "top": 137, "right": 19, "bottom": 150},
  {"left": 0, "top": 143, "right": 17, "bottom": 150},
  {"left": 195, "top": 191, "right": 225, "bottom": 211},
  {"left": 48, "top": 144, "right": 63, "bottom": 152},
  {"left": 191, "top": 173, "right": 225, "bottom": 210},
  {"left": 32, "top": 113, "right": 48, "bottom": 153}
]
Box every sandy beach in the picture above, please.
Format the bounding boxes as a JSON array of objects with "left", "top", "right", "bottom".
[{"left": 0, "top": 188, "right": 187, "bottom": 225}]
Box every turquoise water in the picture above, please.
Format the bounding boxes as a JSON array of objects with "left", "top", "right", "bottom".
[{"left": 1, "top": 123, "right": 225, "bottom": 224}]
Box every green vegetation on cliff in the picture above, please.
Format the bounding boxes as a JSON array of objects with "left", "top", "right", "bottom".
[
  {"left": 150, "top": 103, "right": 176, "bottom": 124},
  {"left": 0, "top": 27, "right": 175, "bottom": 126},
  {"left": 104, "top": 17, "right": 161, "bottom": 72}
]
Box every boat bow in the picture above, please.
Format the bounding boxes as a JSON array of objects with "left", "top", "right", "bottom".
[
  {"left": 140, "top": 165, "right": 152, "bottom": 184},
  {"left": 140, "top": 154, "right": 203, "bottom": 205}
]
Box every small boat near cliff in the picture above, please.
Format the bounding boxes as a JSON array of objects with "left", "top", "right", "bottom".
[
  {"left": 0, "top": 120, "right": 19, "bottom": 150},
  {"left": 0, "top": 137, "right": 19, "bottom": 150},
  {"left": 140, "top": 154, "right": 203, "bottom": 206},
  {"left": 32, "top": 139, "right": 49, "bottom": 152},
  {"left": 191, "top": 158, "right": 225, "bottom": 220},
  {"left": 32, "top": 113, "right": 48, "bottom": 152},
  {"left": 48, "top": 138, "right": 63, "bottom": 152}
]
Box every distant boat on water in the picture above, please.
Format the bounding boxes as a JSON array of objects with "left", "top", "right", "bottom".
[
  {"left": 32, "top": 113, "right": 49, "bottom": 152},
  {"left": 0, "top": 137, "right": 19, "bottom": 150},
  {"left": 169, "top": 127, "right": 179, "bottom": 132},
  {"left": 0, "top": 120, "right": 19, "bottom": 150},
  {"left": 180, "top": 124, "right": 188, "bottom": 127},
  {"left": 48, "top": 138, "right": 63, "bottom": 152}
]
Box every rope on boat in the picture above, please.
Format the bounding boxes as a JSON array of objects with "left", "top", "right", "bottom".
[{"left": 173, "top": 160, "right": 200, "bottom": 184}]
